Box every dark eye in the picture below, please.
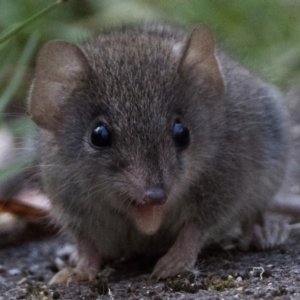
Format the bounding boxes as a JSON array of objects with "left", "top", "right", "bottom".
[
  {"left": 172, "top": 120, "right": 190, "bottom": 149},
  {"left": 90, "top": 122, "right": 112, "bottom": 148}
]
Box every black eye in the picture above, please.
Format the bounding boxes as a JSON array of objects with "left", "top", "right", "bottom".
[
  {"left": 90, "top": 122, "right": 112, "bottom": 148},
  {"left": 172, "top": 120, "right": 190, "bottom": 149}
]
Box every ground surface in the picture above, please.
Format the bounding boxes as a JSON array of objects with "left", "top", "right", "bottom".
[{"left": 0, "top": 230, "right": 300, "bottom": 300}]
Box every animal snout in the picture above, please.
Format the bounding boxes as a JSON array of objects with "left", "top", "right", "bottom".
[{"left": 143, "top": 188, "right": 167, "bottom": 205}]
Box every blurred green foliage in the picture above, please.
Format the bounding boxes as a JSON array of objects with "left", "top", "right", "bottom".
[{"left": 0, "top": 0, "right": 299, "bottom": 180}]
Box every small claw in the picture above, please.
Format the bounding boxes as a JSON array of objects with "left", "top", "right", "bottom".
[
  {"left": 253, "top": 218, "right": 290, "bottom": 250},
  {"left": 49, "top": 268, "right": 74, "bottom": 285},
  {"left": 49, "top": 266, "right": 98, "bottom": 285},
  {"left": 239, "top": 212, "right": 290, "bottom": 251},
  {"left": 151, "top": 254, "right": 195, "bottom": 279},
  {"left": 150, "top": 267, "right": 165, "bottom": 280}
]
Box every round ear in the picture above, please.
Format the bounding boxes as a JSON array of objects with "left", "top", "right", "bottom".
[
  {"left": 178, "top": 25, "right": 224, "bottom": 104},
  {"left": 28, "top": 40, "right": 90, "bottom": 130}
]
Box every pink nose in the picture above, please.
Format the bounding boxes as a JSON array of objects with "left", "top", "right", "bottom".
[{"left": 143, "top": 188, "right": 167, "bottom": 205}]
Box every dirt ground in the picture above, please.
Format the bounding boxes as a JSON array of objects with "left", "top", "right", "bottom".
[{"left": 0, "top": 227, "right": 300, "bottom": 300}]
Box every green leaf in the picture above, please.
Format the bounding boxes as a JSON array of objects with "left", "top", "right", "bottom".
[
  {"left": 0, "top": 0, "right": 63, "bottom": 45},
  {"left": 0, "top": 33, "right": 38, "bottom": 113}
]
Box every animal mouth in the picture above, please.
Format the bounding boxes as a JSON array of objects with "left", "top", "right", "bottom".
[{"left": 129, "top": 200, "right": 166, "bottom": 235}]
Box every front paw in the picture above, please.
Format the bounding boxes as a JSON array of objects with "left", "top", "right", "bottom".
[
  {"left": 49, "top": 265, "right": 98, "bottom": 285},
  {"left": 239, "top": 213, "right": 290, "bottom": 251},
  {"left": 151, "top": 222, "right": 202, "bottom": 279},
  {"left": 151, "top": 249, "right": 197, "bottom": 279},
  {"left": 252, "top": 216, "right": 290, "bottom": 250},
  {"left": 49, "top": 239, "right": 101, "bottom": 285}
]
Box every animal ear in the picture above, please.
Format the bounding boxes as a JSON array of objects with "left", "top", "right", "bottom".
[
  {"left": 178, "top": 25, "right": 224, "bottom": 102},
  {"left": 28, "top": 40, "right": 90, "bottom": 130}
]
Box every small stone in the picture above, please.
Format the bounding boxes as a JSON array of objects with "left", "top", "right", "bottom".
[
  {"left": 262, "top": 269, "right": 272, "bottom": 278},
  {"left": 17, "top": 278, "right": 27, "bottom": 285},
  {"left": 29, "top": 265, "right": 39, "bottom": 273},
  {"left": 244, "top": 289, "right": 253, "bottom": 295},
  {"left": 254, "top": 291, "right": 266, "bottom": 298},
  {"left": 52, "top": 291, "right": 60, "bottom": 299},
  {"left": 8, "top": 268, "right": 21, "bottom": 276}
]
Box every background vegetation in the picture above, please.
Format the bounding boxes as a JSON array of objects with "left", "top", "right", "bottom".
[{"left": 0, "top": 0, "right": 300, "bottom": 179}]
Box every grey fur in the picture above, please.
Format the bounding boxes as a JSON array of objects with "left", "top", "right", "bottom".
[{"left": 28, "top": 24, "right": 289, "bottom": 282}]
